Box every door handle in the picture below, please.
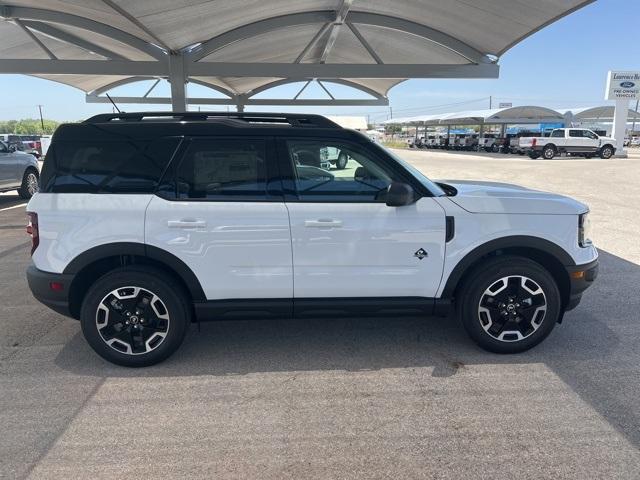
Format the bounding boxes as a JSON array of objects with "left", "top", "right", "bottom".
[
  {"left": 304, "top": 219, "right": 343, "bottom": 228},
  {"left": 167, "top": 219, "right": 207, "bottom": 229}
]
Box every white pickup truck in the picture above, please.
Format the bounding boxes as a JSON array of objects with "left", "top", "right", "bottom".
[{"left": 519, "top": 128, "right": 616, "bottom": 160}]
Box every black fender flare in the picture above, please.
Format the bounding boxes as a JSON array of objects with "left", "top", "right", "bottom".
[
  {"left": 441, "top": 235, "right": 575, "bottom": 298},
  {"left": 63, "top": 242, "right": 206, "bottom": 302}
]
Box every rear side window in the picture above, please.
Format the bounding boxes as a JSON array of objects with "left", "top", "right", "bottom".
[
  {"left": 41, "top": 138, "right": 180, "bottom": 193},
  {"left": 551, "top": 130, "right": 564, "bottom": 138},
  {"left": 176, "top": 138, "right": 267, "bottom": 200}
]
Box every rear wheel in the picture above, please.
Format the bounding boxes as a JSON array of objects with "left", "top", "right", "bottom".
[
  {"left": 18, "top": 168, "right": 39, "bottom": 199},
  {"left": 336, "top": 152, "right": 349, "bottom": 170},
  {"left": 542, "top": 145, "right": 556, "bottom": 159},
  {"left": 457, "top": 256, "right": 561, "bottom": 353},
  {"left": 80, "top": 267, "right": 190, "bottom": 367}
]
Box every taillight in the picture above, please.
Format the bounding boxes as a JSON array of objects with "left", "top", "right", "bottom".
[
  {"left": 532, "top": 138, "right": 537, "bottom": 147},
  {"left": 26, "top": 212, "right": 39, "bottom": 255}
]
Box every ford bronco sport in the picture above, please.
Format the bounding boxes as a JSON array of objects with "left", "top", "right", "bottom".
[{"left": 26, "top": 112, "right": 598, "bottom": 366}]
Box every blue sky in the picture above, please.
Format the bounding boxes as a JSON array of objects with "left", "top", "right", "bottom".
[{"left": 0, "top": 0, "right": 637, "bottom": 123}]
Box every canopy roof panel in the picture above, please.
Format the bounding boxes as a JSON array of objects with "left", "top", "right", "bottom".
[{"left": 0, "top": 0, "right": 594, "bottom": 109}]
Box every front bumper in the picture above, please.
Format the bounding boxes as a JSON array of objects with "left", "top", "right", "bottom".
[
  {"left": 565, "top": 258, "right": 599, "bottom": 311},
  {"left": 26, "top": 265, "right": 75, "bottom": 318}
]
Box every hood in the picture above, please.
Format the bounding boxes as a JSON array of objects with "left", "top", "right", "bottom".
[{"left": 438, "top": 180, "right": 588, "bottom": 215}]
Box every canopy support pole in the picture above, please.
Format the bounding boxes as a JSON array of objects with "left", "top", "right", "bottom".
[{"left": 169, "top": 53, "right": 187, "bottom": 112}]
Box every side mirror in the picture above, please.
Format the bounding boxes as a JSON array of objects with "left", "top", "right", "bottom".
[{"left": 386, "top": 182, "right": 415, "bottom": 207}]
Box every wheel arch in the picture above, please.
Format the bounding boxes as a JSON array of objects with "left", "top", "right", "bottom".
[
  {"left": 442, "top": 235, "right": 574, "bottom": 308},
  {"left": 64, "top": 242, "right": 205, "bottom": 319}
]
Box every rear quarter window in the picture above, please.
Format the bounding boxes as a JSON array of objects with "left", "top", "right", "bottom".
[{"left": 41, "top": 138, "right": 180, "bottom": 193}]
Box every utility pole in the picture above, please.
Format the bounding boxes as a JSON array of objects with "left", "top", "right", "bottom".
[
  {"left": 489, "top": 96, "right": 492, "bottom": 109},
  {"left": 37, "top": 105, "right": 44, "bottom": 131},
  {"left": 389, "top": 106, "right": 393, "bottom": 119}
]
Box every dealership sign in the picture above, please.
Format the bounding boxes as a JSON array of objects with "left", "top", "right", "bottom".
[{"left": 605, "top": 71, "right": 640, "bottom": 100}]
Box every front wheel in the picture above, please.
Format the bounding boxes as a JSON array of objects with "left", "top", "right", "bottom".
[
  {"left": 457, "top": 256, "right": 561, "bottom": 353},
  {"left": 18, "top": 168, "right": 39, "bottom": 199},
  {"left": 599, "top": 145, "right": 614, "bottom": 159},
  {"left": 80, "top": 267, "right": 190, "bottom": 367}
]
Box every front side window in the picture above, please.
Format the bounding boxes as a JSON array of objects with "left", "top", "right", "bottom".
[
  {"left": 285, "top": 139, "right": 395, "bottom": 202},
  {"left": 584, "top": 130, "right": 598, "bottom": 139},
  {"left": 569, "top": 130, "right": 582, "bottom": 138},
  {"left": 177, "top": 138, "right": 267, "bottom": 200},
  {"left": 551, "top": 130, "right": 564, "bottom": 138}
]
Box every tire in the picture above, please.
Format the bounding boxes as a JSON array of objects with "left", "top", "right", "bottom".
[
  {"left": 336, "top": 152, "right": 348, "bottom": 170},
  {"left": 599, "top": 145, "right": 614, "bottom": 159},
  {"left": 456, "top": 255, "right": 561, "bottom": 354},
  {"left": 542, "top": 145, "right": 556, "bottom": 159},
  {"left": 491, "top": 144, "right": 499, "bottom": 153},
  {"left": 80, "top": 266, "right": 191, "bottom": 367},
  {"left": 18, "top": 168, "right": 39, "bottom": 199}
]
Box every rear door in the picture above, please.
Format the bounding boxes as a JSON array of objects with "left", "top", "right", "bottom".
[
  {"left": 277, "top": 136, "right": 446, "bottom": 300},
  {"left": 145, "top": 136, "right": 293, "bottom": 301}
]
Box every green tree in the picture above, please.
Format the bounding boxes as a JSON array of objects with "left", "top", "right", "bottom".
[{"left": 0, "top": 118, "right": 60, "bottom": 135}]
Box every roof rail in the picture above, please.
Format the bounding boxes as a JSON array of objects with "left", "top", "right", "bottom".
[{"left": 83, "top": 111, "right": 341, "bottom": 128}]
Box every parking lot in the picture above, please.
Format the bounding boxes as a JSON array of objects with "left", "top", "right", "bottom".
[{"left": 1, "top": 150, "right": 640, "bottom": 479}]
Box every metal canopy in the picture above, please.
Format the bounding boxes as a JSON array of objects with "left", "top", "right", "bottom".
[
  {"left": 383, "top": 106, "right": 566, "bottom": 126},
  {"left": 0, "top": 1, "right": 594, "bottom": 111}
]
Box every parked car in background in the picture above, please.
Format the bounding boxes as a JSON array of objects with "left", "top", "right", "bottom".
[
  {"left": 519, "top": 128, "right": 616, "bottom": 159},
  {"left": 478, "top": 134, "right": 498, "bottom": 152},
  {"left": 0, "top": 140, "right": 39, "bottom": 198}
]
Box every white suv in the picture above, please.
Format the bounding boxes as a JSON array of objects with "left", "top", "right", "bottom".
[{"left": 26, "top": 112, "right": 598, "bottom": 367}]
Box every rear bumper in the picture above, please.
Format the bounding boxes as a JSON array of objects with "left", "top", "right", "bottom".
[
  {"left": 565, "top": 258, "right": 599, "bottom": 311},
  {"left": 26, "top": 265, "right": 75, "bottom": 318}
]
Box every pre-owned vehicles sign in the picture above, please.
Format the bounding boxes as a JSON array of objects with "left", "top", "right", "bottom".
[{"left": 605, "top": 71, "right": 640, "bottom": 100}]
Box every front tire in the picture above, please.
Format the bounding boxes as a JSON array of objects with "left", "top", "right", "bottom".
[
  {"left": 18, "top": 168, "right": 39, "bottom": 199},
  {"left": 80, "top": 267, "right": 190, "bottom": 367},
  {"left": 457, "top": 256, "right": 561, "bottom": 354},
  {"left": 599, "top": 145, "right": 614, "bottom": 159}
]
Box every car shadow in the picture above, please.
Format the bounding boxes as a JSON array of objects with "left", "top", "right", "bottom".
[
  {"left": 54, "top": 249, "right": 639, "bottom": 448},
  {"left": 0, "top": 193, "right": 26, "bottom": 210}
]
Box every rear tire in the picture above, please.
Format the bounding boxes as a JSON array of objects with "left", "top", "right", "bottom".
[
  {"left": 542, "top": 145, "right": 556, "bottom": 159},
  {"left": 456, "top": 256, "right": 561, "bottom": 354},
  {"left": 80, "top": 267, "right": 190, "bottom": 367},
  {"left": 336, "top": 152, "right": 348, "bottom": 170},
  {"left": 18, "top": 168, "right": 39, "bottom": 199}
]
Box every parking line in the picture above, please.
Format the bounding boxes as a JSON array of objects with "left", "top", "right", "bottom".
[{"left": 0, "top": 203, "right": 27, "bottom": 212}]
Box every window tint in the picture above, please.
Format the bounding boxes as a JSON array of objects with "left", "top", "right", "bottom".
[
  {"left": 584, "top": 130, "right": 598, "bottom": 139},
  {"left": 176, "top": 138, "right": 267, "bottom": 200},
  {"left": 43, "top": 138, "right": 179, "bottom": 193},
  {"left": 551, "top": 130, "right": 565, "bottom": 138},
  {"left": 569, "top": 130, "right": 582, "bottom": 137},
  {"left": 286, "top": 139, "right": 395, "bottom": 202}
]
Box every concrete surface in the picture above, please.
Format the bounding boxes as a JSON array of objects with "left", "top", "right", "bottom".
[{"left": 1, "top": 150, "right": 639, "bottom": 479}]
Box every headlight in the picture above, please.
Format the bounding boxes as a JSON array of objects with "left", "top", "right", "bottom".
[{"left": 579, "top": 212, "right": 592, "bottom": 247}]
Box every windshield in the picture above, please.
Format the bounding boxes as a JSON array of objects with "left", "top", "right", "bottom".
[{"left": 377, "top": 144, "right": 446, "bottom": 196}]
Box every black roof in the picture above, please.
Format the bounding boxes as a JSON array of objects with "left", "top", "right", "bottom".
[{"left": 53, "top": 111, "right": 363, "bottom": 142}]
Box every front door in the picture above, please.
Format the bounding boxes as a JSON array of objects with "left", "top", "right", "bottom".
[
  {"left": 145, "top": 137, "right": 293, "bottom": 301},
  {"left": 278, "top": 137, "right": 446, "bottom": 299}
]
